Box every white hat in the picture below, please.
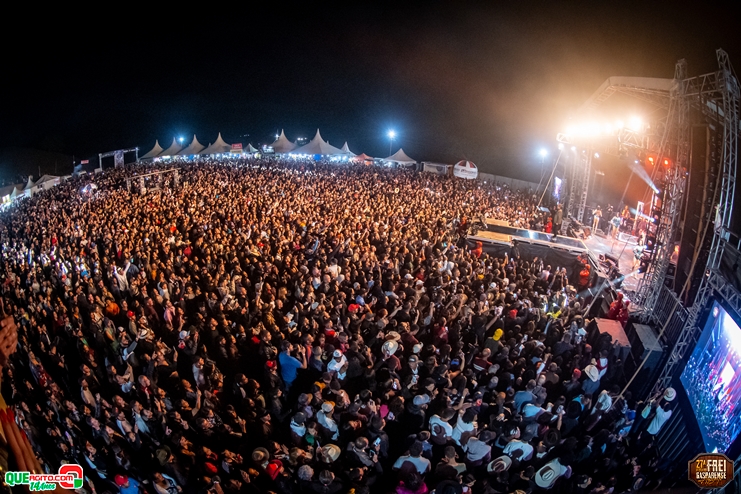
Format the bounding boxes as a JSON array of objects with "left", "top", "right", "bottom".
[
  {"left": 584, "top": 365, "right": 600, "bottom": 382},
  {"left": 179, "top": 330, "right": 188, "bottom": 340},
  {"left": 663, "top": 387, "right": 676, "bottom": 402},
  {"left": 487, "top": 455, "right": 512, "bottom": 473},
  {"left": 321, "top": 402, "right": 335, "bottom": 413},
  {"left": 386, "top": 331, "right": 401, "bottom": 342},
  {"left": 535, "top": 459, "right": 567, "bottom": 488},
  {"left": 412, "top": 343, "right": 423, "bottom": 354},
  {"left": 382, "top": 340, "right": 399, "bottom": 356},
  {"left": 413, "top": 394, "right": 431, "bottom": 406},
  {"left": 333, "top": 349, "right": 342, "bottom": 358},
  {"left": 321, "top": 444, "right": 341, "bottom": 462}
]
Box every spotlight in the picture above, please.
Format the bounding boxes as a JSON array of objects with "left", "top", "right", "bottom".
[
  {"left": 594, "top": 152, "right": 600, "bottom": 158},
  {"left": 571, "top": 146, "right": 576, "bottom": 151},
  {"left": 558, "top": 143, "right": 564, "bottom": 150}
]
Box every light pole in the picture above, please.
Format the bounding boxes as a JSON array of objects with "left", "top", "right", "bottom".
[{"left": 387, "top": 130, "right": 396, "bottom": 156}]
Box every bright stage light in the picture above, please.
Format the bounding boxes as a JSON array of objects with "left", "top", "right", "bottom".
[
  {"left": 558, "top": 143, "right": 564, "bottom": 150},
  {"left": 628, "top": 116, "right": 643, "bottom": 131},
  {"left": 539, "top": 149, "right": 548, "bottom": 158},
  {"left": 615, "top": 120, "right": 624, "bottom": 129},
  {"left": 594, "top": 152, "right": 600, "bottom": 158},
  {"left": 388, "top": 130, "right": 396, "bottom": 139},
  {"left": 664, "top": 159, "right": 670, "bottom": 166},
  {"left": 179, "top": 137, "right": 184, "bottom": 143},
  {"left": 571, "top": 146, "right": 576, "bottom": 151}
]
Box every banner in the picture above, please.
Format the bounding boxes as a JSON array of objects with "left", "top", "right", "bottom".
[
  {"left": 114, "top": 150, "right": 124, "bottom": 167},
  {"left": 230, "top": 143, "right": 243, "bottom": 154}
]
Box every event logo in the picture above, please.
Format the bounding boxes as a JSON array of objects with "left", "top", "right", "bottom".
[
  {"left": 689, "top": 453, "right": 734, "bottom": 489},
  {"left": 5, "top": 464, "right": 83, "bottom": 491}
]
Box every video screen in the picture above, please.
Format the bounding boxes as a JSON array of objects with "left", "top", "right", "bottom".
[{"left": 681, "top": 301, "right": 741, "bottom": 452}]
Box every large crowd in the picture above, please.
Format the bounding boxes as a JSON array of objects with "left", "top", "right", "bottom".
[{"left": 0, "top": 159, "right": 675, "bottom": 493}]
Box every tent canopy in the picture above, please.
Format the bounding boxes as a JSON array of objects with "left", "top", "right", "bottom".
[
  {"left": 160, "top": 138, "right": 183, "bottom": 157},
  {"left": 23, "top": 176, "right": 35, "bottom": 190},
  {"left": 384, "top": 148, "right": 416, "bottom": 163},
  {"left": 247, "top": 144, "right": 259, "bottom": 153},
  {"left": 34, "top": 175, "right": 60, "bottom": 185},
  {"left": 354, "top": 153, "right": 373, "bottom": 162},
  {"left": 199, "top": 133, "right": 232, "bottom": 155},
  {"left": 453, "top": 160, "right": 479, "bottom": 179},
  {"left": 291, "top": 129, "right": 344, "bottom": 156},
  {"left": 141, "top": 140, "right": 164, "bottom": 159},
  {"left": 271, "top": 129, "right": 297, "bottom": 154},
  {"left": 177, "top": 135, "right": 206, "bottom": 155},
  {"left": 340, "top": 142, "right": 356, "bottom": 156}
]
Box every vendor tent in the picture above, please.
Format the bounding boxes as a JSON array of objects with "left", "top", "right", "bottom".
[
  {"left": 453, "top": 160, "right": 479, "bottom": 179},
  {"left": 199, "top": 133, "right": 232, "bottom": 155},
  {"left": 290, "top": 130, "right": 344, "bottom": 156},
  {"left": 247, "top": 144, "right": 259, "bottom": 153},
  {"left": 23, "top": 176, "right": 35, "bottom": 191},
  {"left": 384, "top": 148, "right": 416, "bottom": 165},
  {"left": 159, "top": 138, "right": 183, "bottom": 157},
  {"left": 32, "top": 175, "right": 61, "bottom": 193},
  {"left": 141, "top": 140, "right": 164, "bottom": 159},
  {"left": 271, "top": 129, "right": 297, "bottom": 154},
  {"left": 177, "top": 135, "right": 206, "bottom": 156},
  {"left": 340, "top": 142, "right": 356, "bottom": 157},
  {"left": 353, "top": 153, "right": 374, "bottom": 164}
]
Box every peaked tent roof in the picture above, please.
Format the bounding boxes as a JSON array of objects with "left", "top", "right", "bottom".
[
  {"left": 141, "top": 140, "right": 164, "bottom": 159},
  {"left": 247, "top": 144, "right": 259, "bottom": 153},
  {"left": 271, "top": 129, "right": 297, "bottom": 154},
  {"left": 340, "top": 142, "right": 356, "bottom": 156},
  {"left": 384, "top": 148, "right": 416, "bottom": 163},
  {"left": 10, "top": 187, "right": 22, "bottom": 198},
  {"left": 199, "top": 133, "right": 232, "bottom": 155},
  {"left": 23, "top": 177, "right": 35, "bottom": 190},
  {"left": 291, "top": 130, "right": 344, "bottom": 156},
  {"left": 160, "top": 138, "right": 183, "bottom": 157},
  {"left": 34, "top": 175, "right": 60, "bottom": 185},
  {"left": 353, "top": 153, "right": 373, "bottom": 161},
  {"left": 177, "top": 135, "right": 206, "bottom": 155}
]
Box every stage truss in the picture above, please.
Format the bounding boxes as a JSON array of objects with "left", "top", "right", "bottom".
[
  {"left": 125, "top": 168, "right": 180, "bottom": 194},
  {"left": 563, "top": 49, "right": 740, "bottom": 397}
]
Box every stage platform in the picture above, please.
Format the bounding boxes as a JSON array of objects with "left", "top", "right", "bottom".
[
  {"left": 473, "top": 222, "right": 644, "bottom": 294},
  {"left": 583, "top": 232, "right": 644, "bottom": 293}
]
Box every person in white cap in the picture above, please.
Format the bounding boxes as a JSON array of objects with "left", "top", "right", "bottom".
[
  {"left": 317, "top": 401, "right": 339, "bottom": 440},
  {"left": 327, "top": 349, "right": 348, "bottom": 380}
]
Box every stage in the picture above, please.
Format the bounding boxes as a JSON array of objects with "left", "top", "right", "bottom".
[
  {"left": 473, "top": 222, "right": 644, "bottom": 295},
  {"left": 582, "top": 231, "right": 643, "bottom": 293}
]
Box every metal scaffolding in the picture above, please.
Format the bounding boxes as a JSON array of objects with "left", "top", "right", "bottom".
[
  {"left": 650, "top": 49, "right": 740, "bottom": 393},
  {"left": 565, "top": 146, "right": 592, "bottom": 223},
  {"left": 635, "top": 60, "right": 690, "bottom": 321}
]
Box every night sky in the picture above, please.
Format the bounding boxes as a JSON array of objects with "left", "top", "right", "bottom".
[{"left": 3, "top": 2, "right": 740, "bottom": 179}]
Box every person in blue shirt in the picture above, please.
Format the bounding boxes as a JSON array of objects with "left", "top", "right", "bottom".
[{"left": 279, "top": 340, "right": 306, "bottom": 390}]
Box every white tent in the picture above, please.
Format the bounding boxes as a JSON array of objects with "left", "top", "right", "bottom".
[
  {"left": 340, "top": 142, "right": 356, "bottom": 157},
  {"left": 32, "top": 175, "right": 61, "bottom": 192},
  {"left": 141, "top": 140, "right": 164, "bottom": 159},
  {"left": 177, "top": 135, "right": 206, "bottom": 155},
  {"left": 159, "top": 138, "right": 183, "bottom": 157},
  {"left": 10, "top": 187, "right": 22, "bottom": 200},
  {"left": 23, "top": 176, "right": 35, "bottom": 191},
  {"left": 247, "top": 144, "right": 259, "bottom": 153},
  {"left": 384, "top": 148, "right": 416, "bottom": 165},
  {"left": 290, "top": 130, "right": 344, "bottom": 156},
  {"left": 271, "top": 129, "right": 297, "bottom": 154},
  {"left": 453, "top": 160, "right": 479, "bottom": 179},
  {"left": 199, "top": 133, "right": 232, "bottom": 155}
]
